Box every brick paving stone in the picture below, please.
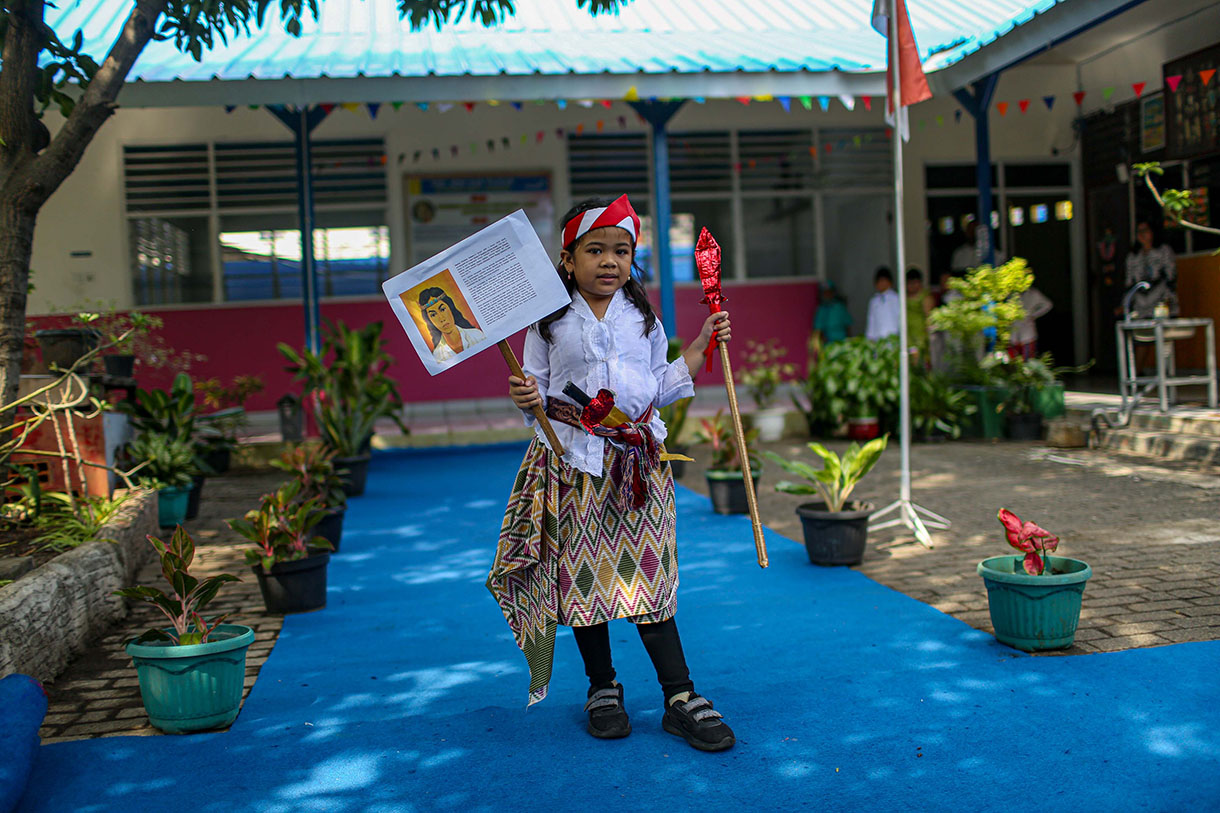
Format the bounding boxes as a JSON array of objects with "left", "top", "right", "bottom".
[
  {"left": 1158, "top": 627, "right": 1220, "bottom": 643},
  {"left": 1088, "top": 634, "right": 1172, "bottom": 652}
]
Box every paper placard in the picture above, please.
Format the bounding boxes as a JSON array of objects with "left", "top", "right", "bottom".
[{"left": 382, "top": 210, "right": 568, "bottom": 375}]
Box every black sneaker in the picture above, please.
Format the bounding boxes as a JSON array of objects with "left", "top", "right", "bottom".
[
  {"left": 662, "top": 693, "right": 735, "bottom": 752},
  {"left": 584, "top": 684, "right": 631, "bottom": 739}
]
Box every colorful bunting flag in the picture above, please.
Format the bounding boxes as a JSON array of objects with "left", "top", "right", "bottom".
[
  {"left": 224, "top": 105, "right": 236, "bottom": 113},
  {"left": 599, "top": 100, "right": 612, "bottom": 109},
  {"left": 320, "top": 103, "right": 336, "bottom": 114},
  {"left": 416, "top": 102, "right": 428, "bottom": 112},
  {"left": 451, "top": 145, "right": 458, "bottom": 157},
  {"left": 488, "top": 100, "right": 500, "bottom": 107},
  {"left": 437, "top": 103, "right": 453, "bottom": 113},
  {"left": 817, "top": 96, "right": 830, "bottom": 111},
  {"left": 487, "top": 139, "right": 495, "bottom": 151},
  {"left": 1132, "top": 82, "right": 1146, "bottom": 98},
  {"left": 1201, "top": 69, "right": 1216, "bottom": 86},
  {"left": 736, "top": 97, "right": 751, "bottom": 105},
  {"left": 520, "top": 134, "right": 527, "bottom": 145},
  {"left": 341, "top": 102, "right": 360, "bottom": 113},
  {"left": 576, "top": 123, "right": 584, "bottom": 134},
  {"left": 557, "top": 99, "right": 567, "bottom": 110},
  {"left": 392, "top": 102, "right": 404, "bottom": 110},
  {"left": 778, "top": 96, "right": 791, "bottom": 112},
  {"left": 997, "top": 101, "right": 1009, "bottom": 116},
  {"left": 954, "top": 109, "right": 963, "bottom": 123},
  {"left": 1072, "top": 91, "right": 1086, "bottom": 106},
  {"left": 624, "top": 86, "right": 640, "bottom": 102},
  {"left": 862, "top": 96, "right": 873, "bottom": 111},
  {"left": 838, "top": 94, "right": 855, "bottom": 111},
  {"left": 935, "top": 114, "right": 944, "bottom": 126},
  {"left": 799, "top": 96, "right": 813, "bottom": 110},
  {"left": 432, "top": 148, "right": 439, "bottom": 159},
  {"left": 597, "top": 120, "right": 605, "bottom": 132},
  {"left": 537, "top": 131, "right": 545, "bottom": 143},
  {"left": 1166, "top": 75, "right": 1183, "bottom": 92},
  {"left": 511, "top": 102, "right": 522, "bottom": 110},
  {"left": 367, "top": 103, "right": 381, "bottom": 118},
  {"left": 618, "top": 116, "right": 627, "bottom": 128},
  {"left": 824, "top": 143, "right": 833, "bottom": 154},
  {"left": 1018, "top": 99, "right": 1029, "bottom": 113},
  {"left": 1043, "top": 96, "right": 1055, "bottom": 110},
  {"left": 464, "top": 102, "right": 475, "bottom": 112},
  {"left": 413, "top": 150, "right": 421, "bottom": 162},
  {"left": 1102, "top": 87, "right": 1115, "bottom": 101}
]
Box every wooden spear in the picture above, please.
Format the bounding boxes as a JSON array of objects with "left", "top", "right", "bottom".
[{"left": 694, "top": 228, "right": 768, "bottom": 569}]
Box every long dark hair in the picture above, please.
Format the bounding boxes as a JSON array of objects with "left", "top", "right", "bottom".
[
  {"left": 1131, "top": 218, "right": 1166, "bottom": 254},
  {"left": 417, "top": 287, "right": 475, "bottom": 348},
  {"left": 536, "top": 196, "right": 658, "bottom": 343}
]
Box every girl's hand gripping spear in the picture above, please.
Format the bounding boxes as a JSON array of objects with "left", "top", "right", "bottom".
[{"left": 694, "top": 228, "right": 768, "bottom": 569}]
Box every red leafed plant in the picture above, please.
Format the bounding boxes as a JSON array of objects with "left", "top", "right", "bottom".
[{"left": 998, "top": 508, "right": 1060, "bottom": 575}]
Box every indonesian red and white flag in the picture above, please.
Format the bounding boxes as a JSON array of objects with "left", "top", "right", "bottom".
[{"left": 871, "top": 0, "right": 932, "bottom": 141}]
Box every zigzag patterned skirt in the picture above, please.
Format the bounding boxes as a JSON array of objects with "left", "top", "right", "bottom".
[{"left": 487, "top": 438, "right": 679, "bottom": 706}]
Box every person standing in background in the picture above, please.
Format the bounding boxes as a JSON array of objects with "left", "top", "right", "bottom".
[
  {"left": 1124, "top": 219, "right": 1178, "bottom": 318},
  {"left": 1009, "top": 285, "right": 1053, "bottom": 359},
  {"left": 904, "top": 267, "right": 933, "bottom": 365},
  {"left": 813, "top": 281, "right": 853, "bottom": 345},
  {"left": 865, "top": 266, "right": 900, "bottom": 342}
]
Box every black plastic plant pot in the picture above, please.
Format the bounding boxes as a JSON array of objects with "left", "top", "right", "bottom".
[
  {"left": 103, "top": 354, "right": 136, "bottom": 378},
  {"left": 253, "top": 553, "right": 330, "bottom": 614},
  {"left": 185, "top": 475, "right": 205, "bottom": 520},
  {"left": 34, "top": 328, "right": 100, "bottom": 371},
  {"left": 795, "top": 501, "right": 875, "bottom": 566},
  {"left": 705, "top": 469, "right": 761, "bottom": 515},
  {"left": 1006, "top": 412, "right": 1043, "bottom": 441},
  {"left": 334, "top": 454, "right": 371, "bottom": 497},
  {"left": 315, "top": 506, "right": 346, "bottom": 553},
  {"left": 201, "top": 446, "right": 232, "bottom": 476}
]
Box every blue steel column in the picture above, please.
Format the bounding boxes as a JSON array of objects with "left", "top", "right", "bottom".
[
  {"left": 269, "top": 104, "right": 331, "bottom": 354},
  {"left": 953, "top": 73, "right": 999, "bottom": 265},
  {"left": 629, "top": 100, "right": 685, "bottom": 336}
]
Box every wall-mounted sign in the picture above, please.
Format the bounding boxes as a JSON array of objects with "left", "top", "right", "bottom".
[{"left": 1164, "top": 44, "right": 1220, "bottom": 159}]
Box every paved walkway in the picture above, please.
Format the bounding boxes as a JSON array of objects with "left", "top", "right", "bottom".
[{"left": 33, "top": 397, "right": 1220, "bottom": 741}]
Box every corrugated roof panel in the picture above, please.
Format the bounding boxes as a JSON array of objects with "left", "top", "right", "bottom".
[{"left": 47, "top": 0, "right": 1068, "bottom": 83}]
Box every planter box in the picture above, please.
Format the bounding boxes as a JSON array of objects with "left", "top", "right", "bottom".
[
  {"left": 0, "top": 490, "right": 158, "bottom": 682},
  {"left": 1032, "top": 383, "right": 1066, "bottom": 419},
  {"left": 978, "top": 555, "right": 1092, "bottom": 651},
  {"left": 959, "top": 385, "right": 1009, "bottom": 439}
]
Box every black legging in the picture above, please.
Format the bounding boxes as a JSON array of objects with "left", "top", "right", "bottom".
[{"left": 571, "top": 616, "right": 695, "bottom": 702}]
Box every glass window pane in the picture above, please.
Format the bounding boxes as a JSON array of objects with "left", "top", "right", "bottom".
[
  {"left": 635, "top": 211, "right": 695, "bottom": 284},
  {"left": 220, "top": 211, "right": 388, "bottom": 301},
  {"left": 822, "top": 195, "right": 893, "bottom": 330},
  {"left": 670, "top": 200, "right": 733, "bottom": 279},
  {"left": 129, "top": 216, "right": 213, "bottom": 305},
  {"left": 743, "top": 197, "right": 814, "bottom": 278}
]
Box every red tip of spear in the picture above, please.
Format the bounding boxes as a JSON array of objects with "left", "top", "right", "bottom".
[{"left": 693, "top": 227, "right": 726, "bottom": 371}]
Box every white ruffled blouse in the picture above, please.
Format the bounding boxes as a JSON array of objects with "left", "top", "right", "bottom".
[{"left": 521, "top": 289, "right": 695, "bottom": 477}]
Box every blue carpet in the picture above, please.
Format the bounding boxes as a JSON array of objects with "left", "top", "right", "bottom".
[{"left": 17, "top": 444, "right": 1220, "bottom": 813}]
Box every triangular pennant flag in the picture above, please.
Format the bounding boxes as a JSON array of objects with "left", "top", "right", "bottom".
[
  {"left": 1166, "top": 75, "right": 1183, "bottom": 92},
  {"left": 341, "top": 103, "right": 360, "bottom": 112},
  {"left": 693, "top": 97, "right": 706, "bottom": 104},
  {"left": 954, "top": 109, "right": 963, "bottom": 123},
  {"left": 885, "top": 127, "right": 893, "bottom": 139},
  {"left": 248, "top": 104, "right": 260, "bottom": 110},
  {"left": 556, "top": 127, "right": 565, "bottom": 138},
  {"left": 450, "top": 145, "right": 458, "bottom": 156},
  {"left": 537, "top": 131, "right": 545, "bottom": 143},
  {"left": 747, "top": 159, "right": 756, "bottom": 169},
  {"left": 391, "top": 102, "right": 404, "bottom": 110},
  {"left": 617, "top": 116, "right": 626, "bottom": 128},
  {"left": 799, "top": 96, "right": 813, "bottom": 110},
  {"left": 469, "top": 143, "right": 477, "bottom": 153},
  {"left": 432, "top": 148, "right": 439, "bottom": 159},
  {"left": 917, "top": 120, "right": 925, "bottom": 130},
  {"left": 838, "top": 94, "right": 855, "bottom": 111},
  {"left": 755, "top": 95, "right": 774, "bottom": 102},
  {"left": 520, "top": 134, "right": 527, "bottom": 145},
  {"left": 600, "top": 100, "right": 612, "bottom": 109},
  {"left": 778, "top": 96, "right": 791, "bottom": 112},
  {"left": 997, "top": 101, "right": 1009, "bottom": 116},
  {"left": 853, "top": 135, "right": 862, "bottom": 146},
  {"left": 502, "top": 137, "right": 510, "bottom": 148},
  {"left": 824, "top": 143, "right": 833, "bottom": 154},
  {"left": 557, "top": 99, "right": 567, "bottom": 110},
  {"left": 1102, "top": 87, "right": 1115, "bottom": 101},
  {"left": 1132, "top": 82, "right": 1146, "bottom": 98},
  {"left": 1043, "top": 96, "right": 1055, "bottom": 110},
  {"left": 596, "top": 120, "right": 604, "bottom": 132},
  {"left": 808, "top": 146, "right": 817, "bottom": 157},
  {"left": 1072, "top": 91, "right": 1086, "bottom": 106},
  {"left": 578, "top": 100, "right": 594, "bottom": 108},
  {"left": 510, "top": 102, "right": 522, "bottom": 110},
  {"left": 487, "top": 100, "right": 500, "bottom": 107},
  {"left": 862, "top": 96, "right": 873, "bottom": 111},
  {"left": 576, "top": 123, "right": 584, "bottom": 134},
  {"left": 412, "top": 150, "right": 421, "bottom": 162},
  {"left": 437, "top": 103, "right": 453, "bottom": 113},
  {"left": 1201, "top": 69, "right": 1216, "bottom": 86},
  {"left": 935, "top": 114, "right": 944, "bottom": 126},
  {"left": 487, "top": 139, "right": 495, "bottom": 151},
  {"left": 1018, "top": 99, "right": 1030, "bottom": 114},
  {"left": 733, "top": 162, "right": 742, "bottom": 173},
  {"left": 817, "top": 96, "right": 830, "bottom": 111},
  {"left": 320, "top": 103, "right": 336, "bottom": 114},
  {"left": 463, "top": 102, "right": 475, "bottom": 112},
  {"left": 736, "top": 97, "right": 751, "bottom": 105},
  {"left": 624, "top": 86, "right": 640, "bottom": 102},
  {"left": 224, "top": 105, "right": 236, "bottom": 113},
  {"left": 416, "top": 102, "right": 428, "bottom": 112},
  {"left": 367, "top": 103, "right": 381, "bottom": 118}
]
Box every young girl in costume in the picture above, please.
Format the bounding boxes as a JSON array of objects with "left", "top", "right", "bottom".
[{"left": 486, "top": 195, "right": 736, "bottom": 752}]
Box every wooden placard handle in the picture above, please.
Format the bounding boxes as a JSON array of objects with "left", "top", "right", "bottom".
[
  {"left": 499, "top": 340, "right": 565, "bottom": 458},
  {"left": 718, "top": 341, "right": 768, "bottom": 569}
]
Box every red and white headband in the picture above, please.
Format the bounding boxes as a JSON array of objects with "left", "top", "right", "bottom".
[{"left": 562, "top": 194, "right": 641, "bottom": 249}]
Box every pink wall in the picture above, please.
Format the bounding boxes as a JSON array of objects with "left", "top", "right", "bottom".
[{"left": 30, "top": 280, "right": 819, "bottom": 410}]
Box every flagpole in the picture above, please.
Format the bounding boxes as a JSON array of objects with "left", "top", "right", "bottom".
[{"left": 868, "top": 0, "right": 948, "bottom": 548}]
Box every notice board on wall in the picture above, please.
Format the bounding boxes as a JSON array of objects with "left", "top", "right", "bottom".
[
  {"left": 403, "top": 173, "right": 554, "bottom": 266},
  {"left": 1164, "top": 43, "right": 1220, "bottom": 159}
]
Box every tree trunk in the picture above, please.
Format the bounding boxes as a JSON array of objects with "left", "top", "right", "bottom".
[{"left": 0, "top": 201, "right": 37, "bottom": 412}]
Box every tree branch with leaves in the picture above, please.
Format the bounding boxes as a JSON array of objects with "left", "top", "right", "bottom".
[{"left": 1132, "top": 162, "right": 1220, "bottom": 242}]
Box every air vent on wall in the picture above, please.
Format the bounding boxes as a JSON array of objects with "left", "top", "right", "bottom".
[
  {"left": 123, "top": 144, "right": 210, "bottom": 213},
  {"left": 819, "top": 128, "right": 893, "bottom": 188},
  {"left": 568, "top": 134, "right": 650, "bottom": 200},
  {"left": 737, "top": 130, "right": 813, "bottom": 192},
  {"left": 213, "top": 139, "right": 387, "bottom": 210},
  {"left": 667, "top": 131, "right": 732, "bottom": 194}
]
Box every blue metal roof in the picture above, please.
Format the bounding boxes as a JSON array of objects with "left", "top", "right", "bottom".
[{"left": 48, "top": 0, "right": 1063, "bottom": 83}]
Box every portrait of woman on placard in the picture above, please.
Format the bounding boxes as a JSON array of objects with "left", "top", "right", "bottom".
[{"left": 418, "top": 287, "right": 486, "bottom": 363}]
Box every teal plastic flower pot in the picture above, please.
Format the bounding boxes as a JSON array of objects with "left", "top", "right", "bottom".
[
  {"left": 126, "top": 624, "right": 255, "bottom": 734},
  {"left": 1033, "top": 383, "right": 1066, "bottom": 419},
  {"left": 960, "top": 386, "right": 1008, "bottom": 439},
  {"left": 977, "top": 555, "right": 1092, "bottom": 651},
  {"left": 157, "top": 486, "right": 191, "bottom": 527}
]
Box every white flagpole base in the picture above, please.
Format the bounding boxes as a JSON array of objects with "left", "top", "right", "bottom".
[{"left": 869, "top": 498, "right": 949, "bottom": 549}]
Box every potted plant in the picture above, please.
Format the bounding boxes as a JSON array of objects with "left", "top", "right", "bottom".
[
  {"left": 910, "top": 369, "right": 976, "bottom": 442},
  {"left": 33, "top": 322, "right": 100, "bottom": 372},
  {"left": 271, "top": 444, "right": 348, "bottom": 552},
  {"left": 124, "top": 432, "right": 198, "bottom": 527},
  {"left": 112, "top": 526, "right": 253, "bottom": 733},
  {"left": 978, "top": 509, "right": 1092, "bottom": 651},
  {"left": 76, "top": 307, "right": 162, "bottom": 379},
  {"left": 763, "top": 437, "right": 886, "bottom": 566},
  {"left": 658, "top": 337, "right": 693, "bottom": 478},
  {"left": 227, "top": 481, "right": 333, "bottom": 614},
  {"left": 738, "top": 339, "right": 795, "bottom": 442},
  {"left": 694, "top": 409, "right": 760, "bottom": 515},
  {"left": 196, "top": 375, "right": 265, "bottom": 474},
  {"left": 279, "top": 320, "right": 408, "bottom": 497}
]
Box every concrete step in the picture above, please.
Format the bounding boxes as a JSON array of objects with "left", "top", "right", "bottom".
[
  {"left": 1095, "top": 426, "right": 1220, "bottom": 466},
  {"left": 1065, "top": 404, "right": 1220, "bottom": 438}
]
